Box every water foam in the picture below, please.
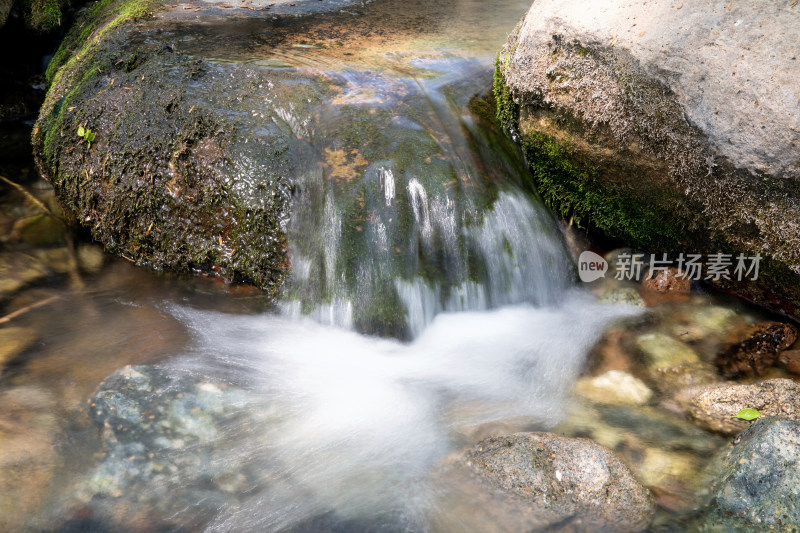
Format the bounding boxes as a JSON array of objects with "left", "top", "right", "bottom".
[{"left": 167, "top": 293, "right": 639, "bottom": 531}]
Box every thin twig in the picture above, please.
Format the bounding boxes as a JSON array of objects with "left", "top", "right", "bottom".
[
  {"left": 0, "top": 174, "right": 85, "bottom": 289},
  {"left": 0, "top": 295, "right": 61, "bottom": 326},
  {"left": 65, "top": 232, "right": 85, "bottom": 290},
  {"left": 0, "top": 175, "right": 58, "bottom": 220}
]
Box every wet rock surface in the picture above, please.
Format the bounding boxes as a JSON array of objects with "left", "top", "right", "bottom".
[
  {"left": 675, "top": 379, "right": 800, "bottom": 436},
  {"left": 75, "top": 365, "right": 250, "bottom": 529},
  {"left": 497, "top": 0, "right": 800, "bottom": 319},
  {"left": 715, "top": 321, "right": 798, "bottom": 378},
  {"left": 694, "top": 417, "right": 800, "bottom": 531},
  {"left": 37, "top": 37, "right": 294, "bottom": 296},
  {"left": 33, "top": 0, "right": 369, "bottom": 297},
  {"left": 435, "top": 432, "right": 655, "bottom": 532}
]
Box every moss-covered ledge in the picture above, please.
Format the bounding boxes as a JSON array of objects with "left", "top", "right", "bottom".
[
  {"left": 493, "top": 47, "right": 706, "bottom": 252},
  {"left": 493, "top": 38, "right": 800, "bottom": 319}
]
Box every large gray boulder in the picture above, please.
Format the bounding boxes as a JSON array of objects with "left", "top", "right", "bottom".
[
  {"left": 695, "top": 417, "right": 800, "bottom": 531},
  {"left": 496, "top": 0, "right": 800, "bottom": 318}
]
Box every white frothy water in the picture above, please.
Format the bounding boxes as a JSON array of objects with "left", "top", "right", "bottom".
[
  {"left": 167, "top": 292, "right": 640, "bottom": 531},
  {"left": 407, "top": 177, "right": 434, "bottom": 246},
  {"left": 380, "top": 166, "right": 395, "bottom": 207}
]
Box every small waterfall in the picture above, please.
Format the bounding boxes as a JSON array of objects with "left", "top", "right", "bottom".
[
  {"left": 17, "top": 1, "right": 660, "bottom": 531},
  {"left": 279, "top": 58, "right": 574, "bottom": 339}
]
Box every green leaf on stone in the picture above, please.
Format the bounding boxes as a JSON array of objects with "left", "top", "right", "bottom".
[
  {"left": 736, "top": 408, "right": 763, "bottom": 421},
  {"left": 77, "top": 125, "right": 85, "bottom": 137}
]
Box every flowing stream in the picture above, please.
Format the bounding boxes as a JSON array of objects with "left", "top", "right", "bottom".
[
  {"left": 164, "top": 296, "right": 638, "bottom": 531},
  {"left": 2, "top": 0, "right": 656, "bottom": 530},
  {"left": 131, "top": 0, "right": 641, "bottom": 528}
]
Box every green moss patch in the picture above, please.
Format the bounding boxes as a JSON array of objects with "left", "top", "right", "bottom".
[
  {"left": 520, "top": 130, "right": 687, "bottom": 251},
  {"left": 494, "top": 61, "right": 693, "bottom": 252},
  {"left": 24, "top": 0, "right": 66, "bottom": 32},
  {"left": 493, "top": 55, "right": 518, "bottom": 132},
  {"left": 45, "top": 0, "right": 155, "bottom": 85}
]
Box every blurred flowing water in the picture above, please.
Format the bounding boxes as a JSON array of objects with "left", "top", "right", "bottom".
[
  {"left": 167, "top": 295, "right": 638, "bottom": 531},
  {"left": 137, "top": 0, "right": 641, "bottom": 528},
  {"left": 157, "top": 0, "right": 580, "bottom": 338},
  {"left": 2, "top": 0, "right": 650, "bottom": 531}
]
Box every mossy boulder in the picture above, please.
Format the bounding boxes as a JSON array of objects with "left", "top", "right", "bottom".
[
  {"left": 496, "top": 0, "right": 800, "bottom": 319},
  {"left": 33, "top": 0, "right": 346, "bottom": 298},
  {"left": 34, "top": 0, "right": 566, "bottom": 336}
]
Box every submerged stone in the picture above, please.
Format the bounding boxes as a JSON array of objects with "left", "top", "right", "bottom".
[
  {"left": 0, "top": 386, "right": 61, "bottom": 532},
  {"left": 77, "top": 244, "right": 105, "bottom": 273},
  {"left": 573, "top": 370, "right": 652, "bottom": 406},
  {"left": 694, "top": 417, "right": 800, "bottom": 531},
  {"left": 557, "top": 402, "right": 723, "bottom": 512},
  {"left": 598, "top": 286, "right": 646, "bottom": 307},
  {"left": 778, "top": 349, "right": 800, "bottom": 376},
  {"left": 0, "top": 251, "right": 50, "bottom": 299},
  {"left": 666, "top": 304, "right": 748, "bottom": 343},
  {"left": 81, "top": 365, "right": 250, "bottom": 529},
  {"left": 635, "top": 332, "right": 719, "bottom": 392},
  {"left": 434, "top": 432, "right": 655, "bottom": 532},
  {"left": 0, "top": 327, "right": 38, "bottom": 369},
  {"left": 13, "top": 213, "right": 65, "bottom": 246},
  {"left": 715, "top": 321, "right": 799, "bottom": 378},
  {"left": 636, "top": 333, "right": 700, "bottom": 369}
]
